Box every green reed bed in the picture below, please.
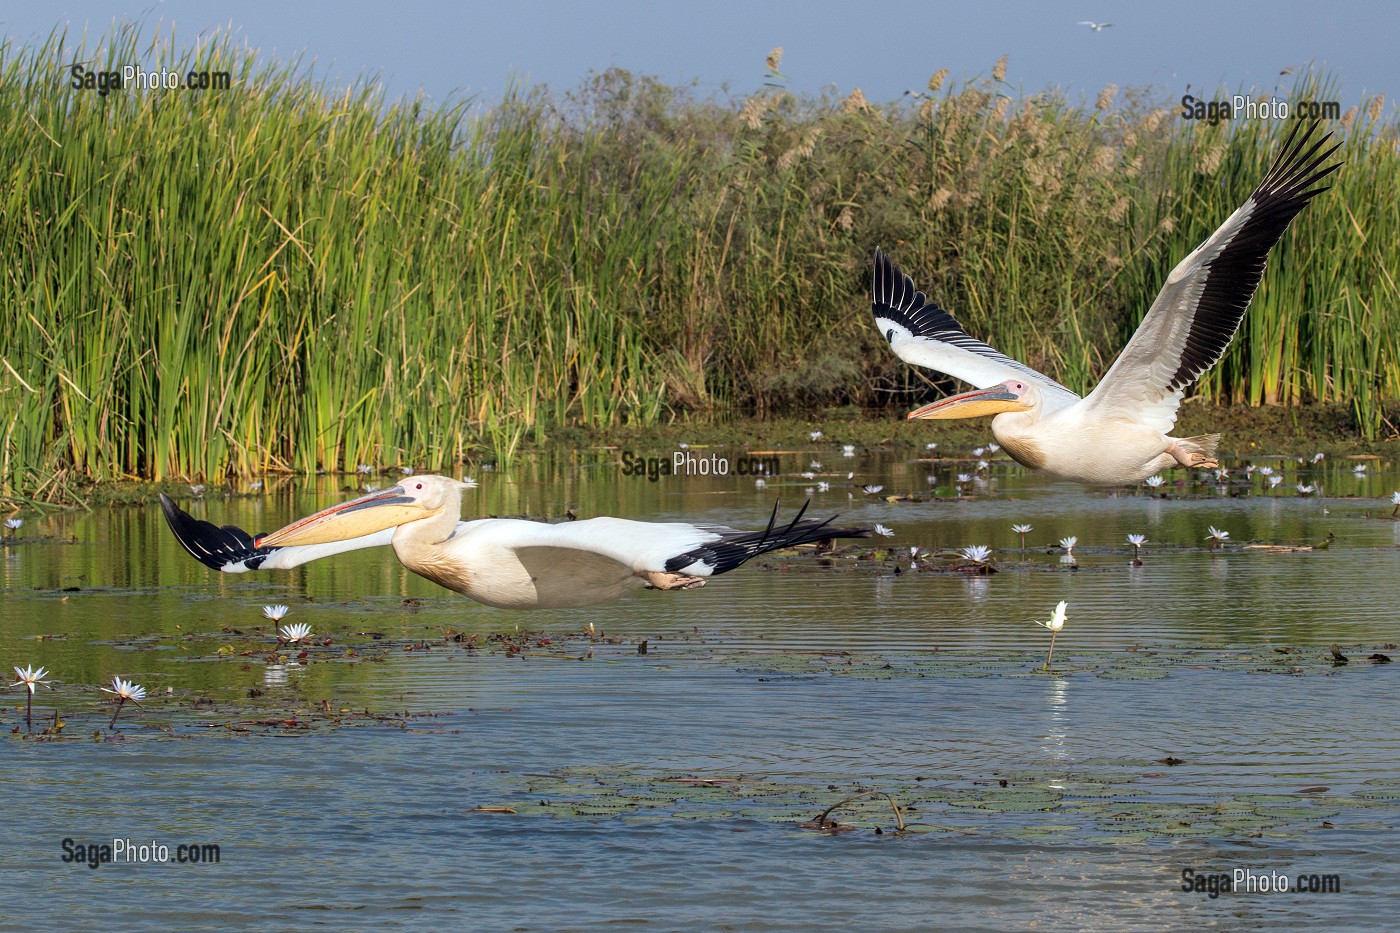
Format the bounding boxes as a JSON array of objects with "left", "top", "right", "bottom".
[{"left": 1, "top": 27, "right": 1397, "bottom": 502}]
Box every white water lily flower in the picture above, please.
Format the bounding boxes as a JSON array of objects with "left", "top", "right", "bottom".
[
  {"left": 1038, "top": 600, "right": 1068, "bottom": 633},
  {"left": 1144, "top": 475, "right": 1165, "bottom": 488},
  {"left": 1126, "top": 534, "right": 1147, "bottom": 547},
  {"left": 356, "top": 464, "right": 373, "bottom": 474},
  {"left": 279, "top": 622, "right": 314, "bottom": 645},
  {"left": 862, "top": 485, "right": 884, "bottom": 495},
  {"left": 809, "top": 461, "right": 822, "bottom": 471},
  {"left": 1012, "top": 523, "right": 1032, "bottom": 534},
  {"left": 1392, "top": 492, "right": 1400, "bottom": 505},
  {"left": 1312, "top": 453, "right": 1325, "bottom": 463},
  {"left": 1214, "top": 468, "right": 1229, "bottom": 481},
  {"left": 1245, "top": 465, "right": 1257, "bottom": 475},
  {"left": 909, "top": 546, "right": 921, "bottom": 558},
  {"left": 678, "top": 442, "right": 689, "bottom": 450},
  {"left": 802, "top": 472, "right": 816, "bottom": 480},
  {"left": 11, "top": 665, "right": 51, "bottom": 694},
  {"left": 987, "top": 443, "right": 1000, "bottom": 453},
  {"left": 262, "top": 605, "right": 289, "bottom": 622},
  {"left": 874, "top": 524, "right": 895, "bottom": 537},
  {"left": 1036, "top": 601, "right": 1069, "bottom": 670},
  {"left": 1353, "top": 464, "right": 1368, "bottom": 475},
  {"left": 977, "top": 459, "right": 990, "bottom": 471},
  {"left": 809, "top": 430, "right": 823, "bottom": 441},
  {"left": 401, "top": 467, "right": 415, "bottom": 475},
  {"left": 817, "top": 482, "right": 830, "bottom": 492},
  {"left": 461, "top": 477, "right": 479, "bottom": 488},
  {"left": 249, "top": 480, "right": 263, "bottom": 491},
  {"left": 960, "top": 544, "right": 992, "bottom": 563},
  {"left": 4, "top": 518, "right": 21, "bottom": 530},
  {"left": 102, "top": 676, "right": 147, "bottom": 703},
  {"left": 956, "top": 473, "right": 972, "bottom": 484},
  {"left": 1206, "top": 526, "right": 1230, "bottom": 546},
  {"left": 1268, "top": 475, "right": 1283, "bottom": 488},
  {"left": 102, "top": 675, "right": 146, "bottom": 728},
  {"left": 189, "top": 484, "right": 206, "bottom": 496},
  {"left": 925, "top": 442, "right": 938, "bottom": 451},
  {"left": 842, "top": 445, "right": 856, "bottom": 457},
  {"left": 1059, "top": 536, "right": 1077, "bottom": 552},
  {"left": 754, "top": 478, "right": 766, "bottom": 489},
  {"left": 1296, "top": 484, "right": 1314, "bottom": 494},
  {"left": 1258, "top": 466, "right": 1274, "bottom": 477}
]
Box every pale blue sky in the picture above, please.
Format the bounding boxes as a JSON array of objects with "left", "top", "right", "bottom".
[{"left": 3, "top": 1, "right": 1395, "bottom": 111}]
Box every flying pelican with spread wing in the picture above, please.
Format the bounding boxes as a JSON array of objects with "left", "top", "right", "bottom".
[
  {"left": 161, "top": 476, "right": 868, "bottom": 609},
  {"left": 872, "top": 121, "right": 1340, "bottom": 486}
]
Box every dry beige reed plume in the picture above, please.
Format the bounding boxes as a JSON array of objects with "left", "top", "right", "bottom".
[
  {"left": 739, "top": 94, "right": 772, "bottom": 129},
  {"left": 1368, "top": 95, "right": 1384, "bottom": 122},
  {"left": 928, "top": 68, "right": 949, "bottom": 93},
  {"left": 1090, "top": 145, "right": 1115, "bottom": 174},
  {"left": 777, "top": 128, "right": 821, "bottom": 169},
  {"left": 1195, "top": 140, "right": 1226, "bottom": 176},
  {"left": 844, "top": 88, "right": 869, "bottom": 113},
  {"left": 765, "top": 47, "right": 784, "bottom": 74},
  {"left": 992, "top": 54, "right": 1007, "bottom": 82},
  {"left": 1096, "top": 84, "right": 1117, "bottom": 111}
]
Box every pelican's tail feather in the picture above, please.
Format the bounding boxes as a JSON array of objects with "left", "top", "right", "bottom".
[{"left": 1178, "top": 433, "right": 1221, "bottom": 457}]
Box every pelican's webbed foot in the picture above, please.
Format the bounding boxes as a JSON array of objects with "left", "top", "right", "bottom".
[
  {"left": 1167, "top": 444, "right": 1219, "bottom": 470},
  {"left": 641, "top": 571, "right": 707, "bottom": 591},
  {"left": 1167, "top": 433, "right": 1222, "bottom": 470}
]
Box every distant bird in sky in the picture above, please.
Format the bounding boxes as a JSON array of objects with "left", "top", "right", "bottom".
[
  {"left": 1078, "top": 20, "right": 1112, "bottom": 31},
  {"left": 161, "top": 477, "right": 868, "bottom": 609},
  {"left": 871, "top": 121, "right": 1340, "bottom": 487}
]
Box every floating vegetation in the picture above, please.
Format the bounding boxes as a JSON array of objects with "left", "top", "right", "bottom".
[
  {"left": 725, "top": 644, "right": 1399, "bottom": 681},
  {"left": 468, "top": 761, "right": 1400, "bottom": 845}
]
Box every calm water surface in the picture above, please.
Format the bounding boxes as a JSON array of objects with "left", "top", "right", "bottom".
[{"left": 2, "top": 446, "right": 1399, "bottom": 930}]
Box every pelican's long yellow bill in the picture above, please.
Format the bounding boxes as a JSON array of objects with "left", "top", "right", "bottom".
[
  {"left": 908, "top": 386, "right": 1030, "bottom": 421},
  {"left": 257, "top": 486, "right": 425, "bottom": 547}
]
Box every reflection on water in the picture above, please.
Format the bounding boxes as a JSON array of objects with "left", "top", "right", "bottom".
[{"left": 2, "top": 447, "right": 1398, "bottom": 929}]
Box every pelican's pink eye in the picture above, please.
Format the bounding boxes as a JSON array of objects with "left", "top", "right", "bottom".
[{"left": 415, "top": 483, "right": 423, "bottom": 490}]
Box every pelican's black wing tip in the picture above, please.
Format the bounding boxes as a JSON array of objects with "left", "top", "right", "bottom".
[
  {"left": 665, "top": 502, "right": 872, "bottom": 576},
  {"left": 158, "top": 494, "right": 274, "bottom": 572}
]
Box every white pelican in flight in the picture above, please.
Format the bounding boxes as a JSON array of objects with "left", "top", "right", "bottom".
[
  {"left": 873, "top": 121, "right": 1340, "bottom": 486},
  {"left": 160, "top": 476, "right": 868, "bottom": 609}
]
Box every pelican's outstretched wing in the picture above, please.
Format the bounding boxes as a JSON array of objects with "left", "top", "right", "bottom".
[
  {"left": 160, "top": 494, "right": 399, "bottom": 573},
  {"left": 1083, "top": 121, "right": 1341, "bottom": 433},
  {"left": 872, "top": 249, "right": 1082, "bottom": 411},
  {"left": 458, "top": 501, "right": 869, "bottom": 578}
]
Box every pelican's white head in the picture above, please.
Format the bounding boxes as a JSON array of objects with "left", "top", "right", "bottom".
[
  {"left": 258, "top": 475, "right": 469, "bottom": 547},
  {"left": 906, "top": 379, "right": 1037, "bottom": 421}
]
